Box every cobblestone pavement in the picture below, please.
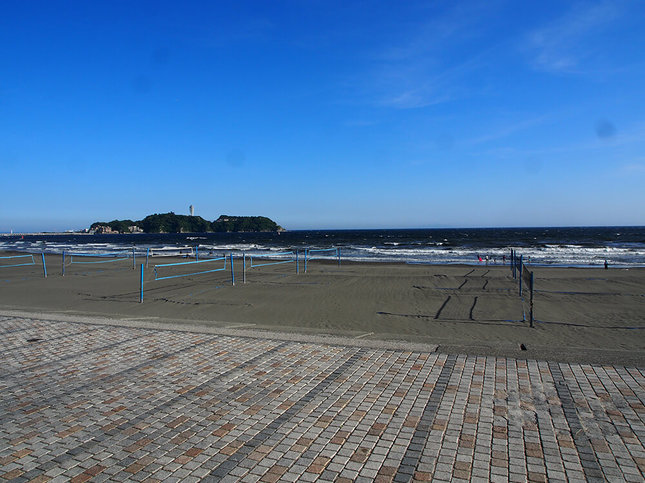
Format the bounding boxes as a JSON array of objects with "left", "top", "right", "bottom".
[{"left": 1, "top": 314, "right": 644, "bottom": 483}]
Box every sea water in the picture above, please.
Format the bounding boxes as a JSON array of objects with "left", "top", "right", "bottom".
[{"left": 1, "top": 226, "right": 644, "bottom": 268}]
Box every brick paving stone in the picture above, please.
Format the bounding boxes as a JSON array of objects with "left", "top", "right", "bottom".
[{"left": 1, "top": 313, "right": 644, "bottom": 482}]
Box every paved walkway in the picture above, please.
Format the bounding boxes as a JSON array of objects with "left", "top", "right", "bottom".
[{"left": 1, "top": 313, "right": 644, "bottom": 482}]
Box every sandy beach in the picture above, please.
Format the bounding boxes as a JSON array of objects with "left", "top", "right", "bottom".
[{"left": 1, "top": 251, "right": 643, "bottom": 365}]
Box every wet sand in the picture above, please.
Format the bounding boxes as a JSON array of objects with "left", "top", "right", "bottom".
[{"left": 1, "top": 251, "right": 644, "bottom": 365}]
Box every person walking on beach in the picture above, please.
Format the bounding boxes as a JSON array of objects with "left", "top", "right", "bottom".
[{"left": 604, "top": 260, "right": 609, "bottom": 269}]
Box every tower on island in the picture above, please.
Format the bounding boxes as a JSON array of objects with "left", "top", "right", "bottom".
[{"left": 189, "top": 205, "right": 194, "bottom": 216}]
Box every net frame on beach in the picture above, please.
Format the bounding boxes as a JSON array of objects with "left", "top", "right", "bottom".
[
  {"left": 62, "top": 249, "right": 136, "bottom": 276},
  {"left": 153, "top": 256, "right": 228, "bottom": 281},
  {"left": 510, "top": 249, "right": 534, "bottom": 326},
  {"left": 140, "top": 254, "right": 234, "bottom": 302},
  {"left": 242, "top": 251, "right": 299, "bottom": 283},
  {"left": 0, "top": 254, "right": 36, "bottom": 268},
  {"left": 0, "top": 253, "right": 48, "bottom": 278},
  {"left": 304, "top": 247, "right": 341, "bottom": 273},
  {"left": 145, "top": 246, "right": 196, "bottom": 267},
  {"left": 520, "top": 263, "right": 534, "bottom": 327}
]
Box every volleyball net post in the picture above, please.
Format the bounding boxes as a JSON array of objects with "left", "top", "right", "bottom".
[
  {"left": 510, "top": 248, "right": 514, "bottom": 277},
  {"left": 511, "top": 248, "right": 518, "bottom": 278},
  {"left": 230, "top": 253, "right": 235, "bottom": 286},
  {"left": 518, "top": 254, "right": 523, "bottom": 296},
  {"left": 514, "top": 252, "right": 535, "bottom": 327},
  {"left": 529, "top": 271, "right": 534, "bottom": 327},
  {"left": 139, "top": 263, "right": 144, "bottom": 303},
  {"left": 520, "top": 263, "right": 535, "bottom": 327},
  {"left": 41, "top": 253, "right": 47, "bottom": 278}
]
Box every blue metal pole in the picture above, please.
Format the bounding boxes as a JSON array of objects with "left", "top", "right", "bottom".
[
  {"left": 146, "top": 247, "right": 150, "bottom": 268},
  {"left": 196, "top": 245, "right": 199, "bottom": 261},
  {"left": 304, "top": 249, "right": 308, "bottom": 273},
  {"left": 512, "top": 249, "right": 515, "bottom": 278},
  {"left": 529, "top": 271, "right": 534, "bottom": 327},
  {"left": 296, "top": 250, "right": 299, "bottom": 274},
  {"left": 230, "top": 253, "right": 235, "bottom": 286},
  {"left": 41, "top": 253, "right": 47, "bottom": 278},
  {"left": 140, "top": 263, "right": 144, "bottom": 303},
  {"left": 514, "top": 250, "right": 517, "bottom": 277},
  {"left": 132, "top": 247, "right": 136, "bottom": 269},
  {"left": 243, "top": 253, "right": 246, "bottom": 284},
  {"left": 519, "top": 254, "right": 523, "bottom": 296},
  {"left": 337, "top": 247, "right": 341, "bottom": 266}
]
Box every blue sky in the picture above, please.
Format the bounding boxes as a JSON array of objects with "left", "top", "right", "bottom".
[{"left": 1, "top": 0, "right": 644, "bottom": 231}]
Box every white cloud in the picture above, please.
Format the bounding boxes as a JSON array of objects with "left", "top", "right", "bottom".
[
  {"left": 343, "top": 120, "right": 376, "bottom": 127},
  {"left": 618, "top": 161, "right": 645, "bottom": 175},
  {"left": 482, "top": 120, "right": 645, "bottom": 159},
  {"left": 373, "top": 46, "right": 493, "bottom": 109},
  {"left": 379, "top": 89, "right": 454, "bottom": 110},
  {"left": 465, "top": 115, "right": 551, "bottom": 145},
  {"left": 525, "top": 1, "right": 625, "bottom": 73},
  {"left": 356, "top": 2, "right": 501, "bottom": 109}
]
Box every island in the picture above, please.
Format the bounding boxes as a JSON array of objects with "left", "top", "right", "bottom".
[{"left": 90, "top": 213, "right": 283, "bottom": 234}]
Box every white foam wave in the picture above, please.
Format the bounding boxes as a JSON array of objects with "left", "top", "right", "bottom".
[{"left": 2, "top": 239, "right": 644, "bottom": 267}]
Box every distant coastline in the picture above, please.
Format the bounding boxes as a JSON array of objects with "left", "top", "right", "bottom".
[{"left": 1, "top": 232, "right": 95, "bottom": 236}]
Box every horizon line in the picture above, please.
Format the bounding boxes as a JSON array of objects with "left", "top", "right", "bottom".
[{"left": 2, "top": 223, "right": 644, "bottom": 235}]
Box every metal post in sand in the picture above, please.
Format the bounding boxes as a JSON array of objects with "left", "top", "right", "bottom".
[{"left": 230, "top": 253, "right": 235, "bottom": 286}]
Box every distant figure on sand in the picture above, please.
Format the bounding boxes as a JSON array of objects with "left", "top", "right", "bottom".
[{"left": 604, "top": 260, "right": 609, "bottom": 270}]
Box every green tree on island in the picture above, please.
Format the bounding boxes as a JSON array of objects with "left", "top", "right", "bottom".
[{"left": 91, "top": 213, "right": 283, "bottom": 233}]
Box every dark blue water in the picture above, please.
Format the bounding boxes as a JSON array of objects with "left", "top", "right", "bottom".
[{"left": 2, "top": 226, "right": 644, "bottom": 267}]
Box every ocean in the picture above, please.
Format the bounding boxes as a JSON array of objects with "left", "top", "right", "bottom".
[{"left": 1, "top": 226, "right": 644, "bottom": 268}]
